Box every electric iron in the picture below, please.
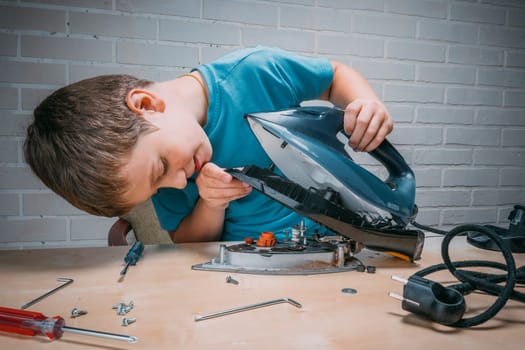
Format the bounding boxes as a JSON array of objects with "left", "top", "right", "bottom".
[{"left": 227, "top": 106, "right": 425, "bottom": 262}]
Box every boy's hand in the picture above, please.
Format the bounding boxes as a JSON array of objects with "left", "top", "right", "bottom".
[
  {"left": 195, "top": 162, "right": 252, "bottom": 210},
  {"left": 343, "top": 98, "right": 393, "bottom": 152}
]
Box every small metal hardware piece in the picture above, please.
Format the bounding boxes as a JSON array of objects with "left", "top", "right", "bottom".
[
  {"left": 21, "top": 277, "right": 74, "bottom": 310},
  {"left": 225, "top": 275, "right": 239, "bottom": 285},
  {"left": 341, "top": 288, "right": 357, "bottom": 294},
  {"left": 70, "top": 308, "right": 88, "bottom": 318},
  {"left": 195, "top": 297, "right": 302, "bottom": 322},
  {"left": 122, "top": 317, "right": 137, "bottom": 326}
]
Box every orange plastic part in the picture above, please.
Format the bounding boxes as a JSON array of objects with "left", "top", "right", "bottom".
[{"left": 256, "top": 231, "right": 276, "bottom": 247}]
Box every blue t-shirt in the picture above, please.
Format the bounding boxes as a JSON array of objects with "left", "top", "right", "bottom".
[{"left": 152, "top": 46, "right": 334, "bottom": 241}]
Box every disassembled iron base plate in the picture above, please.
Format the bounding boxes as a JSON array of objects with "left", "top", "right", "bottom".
[{"left": 192, "top": 234, "right": 367, "bottom": 275}]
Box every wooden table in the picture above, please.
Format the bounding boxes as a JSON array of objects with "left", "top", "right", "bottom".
[{"left": 0, "top": 236, "right": 523, "bottom": 349}]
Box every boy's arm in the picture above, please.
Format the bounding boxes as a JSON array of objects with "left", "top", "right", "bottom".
[
  {"left": 168, "top": 162, "right": 252, "bottom": 243},
  {"left": 320, "top": 61, "right": 393, "bottom": 152}
]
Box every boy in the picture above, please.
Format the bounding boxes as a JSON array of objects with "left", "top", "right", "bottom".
[{"left": 24, "top": 46, "right": 393, "bottom": 243}]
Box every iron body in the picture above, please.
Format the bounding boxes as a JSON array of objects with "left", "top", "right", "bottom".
[{"left": 230, "top": 106, "right": 424, "bottom": 262}]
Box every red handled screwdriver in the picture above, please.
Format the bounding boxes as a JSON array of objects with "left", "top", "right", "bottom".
[{"left": 0, "top": 306, "right": 137, "bottom": 343}]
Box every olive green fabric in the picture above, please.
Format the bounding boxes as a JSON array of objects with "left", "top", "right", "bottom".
[{"left": 122, "top": 199, "right": 173, "bottom": 244}]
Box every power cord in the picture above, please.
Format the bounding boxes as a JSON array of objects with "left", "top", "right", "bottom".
[{"left": 390, "top": 222, "right": 525, "bottom": 327}]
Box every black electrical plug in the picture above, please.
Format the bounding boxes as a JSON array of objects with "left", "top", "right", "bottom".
[{"left": 389, "top": 275, "right": 466, "bottom": 325}]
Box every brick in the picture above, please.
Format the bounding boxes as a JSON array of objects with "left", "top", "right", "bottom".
[
  {"left": 419, "top": 20, "right": 477, "bottom": 44},
  {"left": 0, "top": 166, "right": 45, "bottom": 190},
  {"left": 504, "top": 90, "right": 525, "bottom": 108},
  {"left": 478, "top": 68, "right": 525, "bottom": 88},
  {"left": 0, "top": 87, "right": 18, "bottom": 110},
  {"left": 413, "top": 167, "right": 442, "bottom": 187},
  {"left": 70, "top": 65, "right": 163, "bottom": 84},
  {"left": 319, "top": 34, "right": 383, "bottom": 57},
  {"left": 477, "top": 108, "right": 525, "bottom": 126},
  {"left": 385, "top": 104, "right": 415, "bottom": 123},
  {"left": 388, "top": 126, "right": 442, "bottom": 145},
  {"left": 0, "top": 61, "right": 66, "bottom": 85},
  {"left": 507, "top": 50, "right": 525, "bottom": 68},
  {"left": 27, "top": 0, "right": 113, "bottom": 10},
  {"left": 418, "top": 65, "right": 475, "bottom": 85},
  {"left": 508, "top": 8, "right": 525, "bottom": 27},
  {"left": 413, "top": 209, "right": 440, "bottom": 226},
  {"left": 160, "top": 19, "right": 239, "bottom": 45},
  {"left": 387, "top": 40, "right": 446, "bottom": 62},
  {"left": 480, "top": 26, "right": 525, "bottom": 48},
  {"left": 353, "top": 61, "right": 415, "bottom": 81},
  {"left": 22, "top": 35, "right": 113, "bottom": 62},
  {"left": 352, "top": 13, "right": 416, "bottom": 38},
  {"left": 243, "top": 28, "right": 316, "bottom": 53},
  {"left": 443, "top": 167, "right": 499, "bottom": 186},
  {"left": 502, "top": 129, "right": 525, "bottom": 147},
  {"left": 21, "top": 88, "right": 55, "bottom": 111},
  {"left": 117, "top": 41, "right": 198, "bottom": 68},
  {"left": 71, "top": 216, "right": 115, "bottom": 240},
  {"left": 318, "top": 0, "right": 383, "bottom": 11},
  {"left": 23, "top": 193, "right": 84, "bottom": 216},
  {"left": 202, "top": 46, "right": 238, "bottom": 64},
  {"left": 69, "top": 12, "right": 157, "bottom": 40},
  {"left": 117, "top": 0, "right": 200, "bottom": 17},
  {"left": 415, "top": 189, "right": 471, "bottom": 207},
  {"left": 448, "top": 45, "right": 503, "bottom": 66},
  {"left": 384, "top": 84, "right": 444, "bottom": 103},
  {"left": 0, "top": 193, "right": 19, "bottom": 216},
  {"left": 473, "top": 189, "right": 525, "bottom": 206},
  {"left": 0, "top": 33, "right": 17, "bottom": 57},
  {"left": 386, "top": 0, "right": 447, "bottom": 19},
  {"left": 446, "top": 87, "right": 502, "bottom": 106},
  {"left": 450, "top": 2, "right": 505, "bottom": 24},
  {"left": 204, "top": 0, "right": 278, "bottom": 26},
  {"left": 281, "top": 6, "right": 350, "bottom": 32},
  {"left": 500, "top": 168, "right": 525, "bottom": 186},
  {"left": 446, "top": 127, "right": 500, "bottom": 146},
  {"left": 0, "top": 5, "right": 65, "bottom": 32},
  {"left": 0, "top": 139, "right": 19, "bottom": 163},
  {"left": 414, "top": 149, "right": 472, "bottom": 165},
  {"left": 474, "top": 149, "right": 525, "bottom": 166},
  {"left": 0, "top": 218, "right": 67, "bottom": 243},
  {"left": 417, "top": 107, "right": 474, "bottom": 125},
  {"left": 0, "top": 111, "right": 32, "bottom": 137},
  {"left": 442, "top": 208, "right": 498, "bottom": 225}
]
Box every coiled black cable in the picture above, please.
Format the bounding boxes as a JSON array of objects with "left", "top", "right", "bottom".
[{"left": 410, "top": 222, "right": 525, "bottom": 327}]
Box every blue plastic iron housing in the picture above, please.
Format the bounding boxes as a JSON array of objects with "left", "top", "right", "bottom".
[
  {"left": 244, "top": 106, "right": 417, "bottom": 226},
  {"left": 227, "top": 106, "right": 424, "bottom": 261}
]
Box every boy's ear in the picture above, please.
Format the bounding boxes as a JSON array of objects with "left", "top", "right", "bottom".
[{"left": 126, "top": 89, "right": 166, "bottom": 115}]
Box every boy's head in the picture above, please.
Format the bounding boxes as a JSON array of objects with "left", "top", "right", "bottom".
[{"left": 24, "top": 75, "right": 155, "bottom": 217}]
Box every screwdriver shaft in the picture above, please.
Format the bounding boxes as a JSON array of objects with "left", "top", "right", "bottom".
[
  {"left": 120, "top": 262, "right": 131, "bottom": 276},
  {"left": 63, "top": 325, "right": 138, "bottom": 343}
]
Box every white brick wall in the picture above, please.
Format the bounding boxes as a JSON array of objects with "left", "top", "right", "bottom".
[{"left": 1, "top": 0, "right": 524, "bottom": 249}]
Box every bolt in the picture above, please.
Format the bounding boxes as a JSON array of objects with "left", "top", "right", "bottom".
[
  {"left": 122, "top": 317, "right": 136, "bottom": 326},
  {"left": 225, "top": 275, "right": 239, "bottom": 285},
  {"left": 70, "top": 308, "right": 88, "bottom": 318}
]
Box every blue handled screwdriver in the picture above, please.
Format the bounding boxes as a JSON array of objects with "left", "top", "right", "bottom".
[{"left": 120, "top": 241, "right": 144, "bottom": 276}]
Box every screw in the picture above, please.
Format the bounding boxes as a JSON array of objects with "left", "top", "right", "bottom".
[
  {"left": 225, "top": 275, "right": 239, "bottom": 285},
  {"left": 70, "top": 307, "right": 88, "bottom": 318},
  {"left": 122, "top": 317, "right": 136, "bottom": 326}
]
